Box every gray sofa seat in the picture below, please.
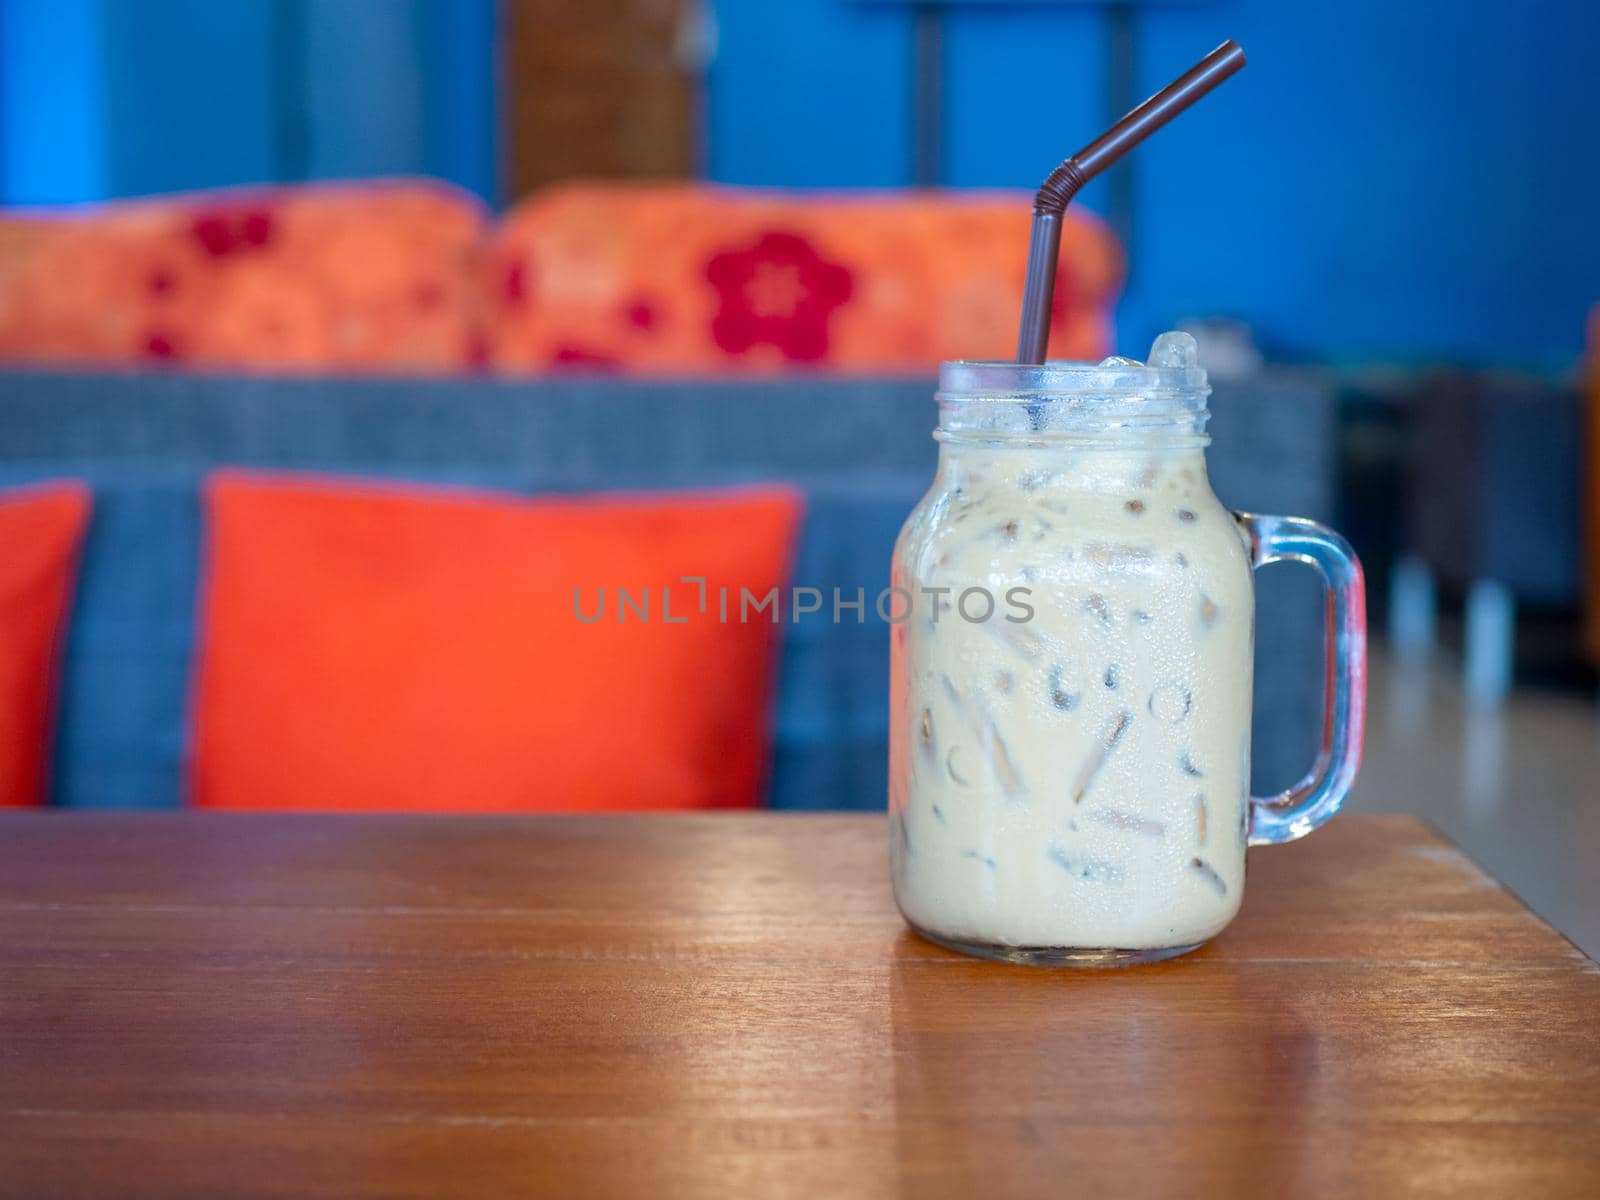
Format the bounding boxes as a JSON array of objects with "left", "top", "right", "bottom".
[{"left": 0, "top": 369, "right": 1336, "bottom": 809}]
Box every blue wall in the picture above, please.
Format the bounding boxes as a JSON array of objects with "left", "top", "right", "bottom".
[
  {"left": 0, "top": 0, "right": 498, "bottom": 205},
  {"left": 0, "top": 0, "right": 108, "bottom": 203},
  {"left": 100, "top": 0, "right": 279, "bottom": 198},
  {"left": 707, "top": 2, "right": 916, "bottom": 188},
  {"left": 708, "top": 0, "right": 1600, "bottom": 369}
]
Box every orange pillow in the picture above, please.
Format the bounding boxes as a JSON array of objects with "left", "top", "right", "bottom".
[
  {"left": 0, "top": 482, "right": 92, "bottom": 807},
  {"left": 0, "top": 181, "right": 484, "bottom": 373},
  {"left": 192, "top": 472, "right": 805, "bottom": 811},
  {"left": 485, "top": 183, "right": 1120, "bottom": 373}
]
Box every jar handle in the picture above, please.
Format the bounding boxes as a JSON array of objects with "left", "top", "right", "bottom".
[{"left": 1234, "top": 513, "right": 1367, "bottom": 845}]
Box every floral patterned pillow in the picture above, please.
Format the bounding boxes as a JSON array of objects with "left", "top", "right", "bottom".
[
  {"left": 0, "top": 181, "right": 485, "bottom": 373},
  {"left": 0, "top": 180, "right": 1120, "bottom": 376},
  {"left": 485, "top": 183, "right": 1121, "bottom": 374}
]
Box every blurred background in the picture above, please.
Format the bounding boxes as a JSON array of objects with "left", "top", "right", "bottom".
[
  {"left": 6, "top": 0, "right": 1597, "bottom": 367},
  {"left": 0, "top": 1, "right": 1596, "bottom": 952}
]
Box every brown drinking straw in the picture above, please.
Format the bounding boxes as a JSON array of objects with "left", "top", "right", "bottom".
[{"left": 1016, "top": 39, "right": 1246, "bottom": 364}]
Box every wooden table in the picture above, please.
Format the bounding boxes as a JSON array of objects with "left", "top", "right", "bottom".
[{"left": 2, "top": 813, "right": 1596, "bottom": 1198}]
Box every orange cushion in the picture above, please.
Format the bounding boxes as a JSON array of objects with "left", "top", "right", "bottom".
[
  {"left": 192, "top": 471, "right": 805, "bottom": 812},
  {"left": 485, "top": 182, "right": 1121, "bottom": 373},
  {"left": 0, "top": 180, "right": 485, "bottom": 373},
  {"left": 0, "top": 482, "right": 92, "bottom": 807}
]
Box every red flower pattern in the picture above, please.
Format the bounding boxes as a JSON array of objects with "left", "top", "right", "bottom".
[
  {"left": 705, "top": 231, "right": 853, "bottom": 361},
  {"left": 190, "top": 207, "right": 276, "bottom": 258},
  {"left": 551, "top": 344, "right": 617, "bottom": 370},
  {"left": 503, "top": 259, "right": 531, "bottom": 306},
  {"left": 626, "top": 299, "right": 658, "bottom": 331}
]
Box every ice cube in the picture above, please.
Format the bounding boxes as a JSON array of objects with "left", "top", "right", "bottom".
[
  {"left": 1147, "top": 331, "right": 1198, "bottom": 369},
  {"left": 1097, "top": 356, "right": 1143, "bottom": 368}
]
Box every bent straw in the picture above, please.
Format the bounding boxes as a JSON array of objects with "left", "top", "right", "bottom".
[{"left": 1016, "top": 39, "right": 1246, "bottom": 364}]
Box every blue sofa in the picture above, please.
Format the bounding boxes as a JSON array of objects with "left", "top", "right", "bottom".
[{"left": 0, "top": 369, "right": 1337, "bottom": 810}]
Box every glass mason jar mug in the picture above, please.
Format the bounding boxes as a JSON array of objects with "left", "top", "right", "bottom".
[{"left": 889, "top": 332, "right": 1365, "bottom": 965}]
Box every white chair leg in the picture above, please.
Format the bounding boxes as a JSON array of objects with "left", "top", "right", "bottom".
[
  {"left": 1388, "top": 554, "right": 1437, "bottom": 661},
  {"left": 1464, "top": 579, "right": 1514, "bottom": 709}
]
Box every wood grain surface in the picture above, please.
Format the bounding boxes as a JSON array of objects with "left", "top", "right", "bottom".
[{"left": 1, "top": 812, "right": 1596, "bottom": 1198}]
